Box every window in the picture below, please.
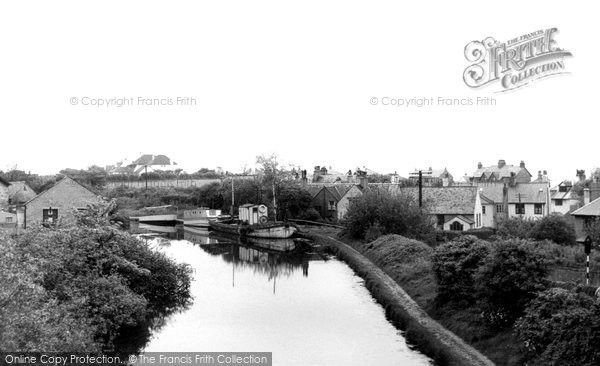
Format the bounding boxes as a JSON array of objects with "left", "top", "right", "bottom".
[
  {"left": 450, "top": 221, "right": 464, "bottom": 231},
  {"left": 515, "top": 204, "right": 525, "bottom": 215},
  {"left": 328, "top": 201, "right": 336, "bottom": 210},
  {"left": 482, "top": 206, "right": 486, "bottom": 214},
  {"left": 555, "top": 199, "right": 563, "bottom": 206},
  {"left": 559, "top": 185, "right": 568, "bottom": 193},
  {"left": 534, "top": 204, "right": 543, "bottom": 215},
  {"left": 6, "top": 217, "right": 13, "bottom": 223},
  {"left": 496, "top": 204, "right": 504, "bottom": 213},
  {"left": 42, "top": 209, "right": 59, "bottom": 226}
]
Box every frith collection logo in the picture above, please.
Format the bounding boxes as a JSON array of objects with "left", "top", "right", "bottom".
[{"left": 463, "top": 28, "right": 572, "bottom": 92}]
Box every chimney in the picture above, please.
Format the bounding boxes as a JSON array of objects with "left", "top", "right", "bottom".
[
  {"left": 584, "top": 188, "right": 591, "bottom": 205},
  {"left": 538, "top": 171, "right": 542, "bottom": 180},
  {"left": 477, "top": 162, "right": 483, "bottom": 169},
  {"left": 321, "top": 166, "right": 328, "bottom": 175},
  {"left": 358, "top": 171, "right": 368, "bottom": 189},
  {"left": 520, "top": 160, "right": 526, "bottom": 168},
  {"left": 577, "top": 169, "right": 586, "bottom": 182},
  {"left": 498, "top": 159, "right": 506, "bottom": 168},
  {"left": 301, "top": 170, "right": 307, "bottom": 185}
]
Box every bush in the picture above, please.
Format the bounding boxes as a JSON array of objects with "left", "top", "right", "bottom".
[
  {"left": 496, "top": 216, "right": 536, "bottom": 239},
  {"left": 432, "top": 236, "right": 490, "bottom": 305},
  {"left": 344, "top": 189, "right": 435, "bottom": 243},
  {"left": 496, "top": 214, "right": 576, "bottom": 246},
  {"left": 474, "top": 239, "right": 551, "bottom": 327},
  {"left": 515, "top": 288, "right": 600, "bottom": 365},
  {"left": 0, "top": 208, "right": 192, "bottom": 353},
  {"left": 530, "top": 214, "right": 576, "bottom": 245}
]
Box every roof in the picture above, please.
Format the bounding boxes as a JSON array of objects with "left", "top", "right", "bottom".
[
  {"left": 8, "top": 181, "right": 37, "bottom": 203},
  {"left": 473, "top": 164, "right": 531, "bottom": 180},
  {"left": 409, "top": 168, "right": 449, "bottom": 178},
  {"left": 133, "top": 154, "right": 154, "bottom": 165},
  {"left": 385, "top": 186, "right": 478, "bottom": 215},
  {"left": 149, "top": 154, "right": 171, "bottom": 165},
  {"left": 25, "top": 176, "right": 103, "bottom": 206},
  {"left": 306, "top": 184, "right": 355, "bottom": 201},
  {"left": 478, "top": 183, "right": 548, "bottom": 204},
  {"left": 572, "top": 197, "right": 600, "bottom": 217},
  {"left": 0, "top": 176, "right": 10, "bottom": 187},
  {"left": 447, "top": 215, "right": 475, "bottom": 225}
]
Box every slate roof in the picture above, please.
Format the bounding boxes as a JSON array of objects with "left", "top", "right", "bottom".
[
  {"left": 306, "top": 184, "right": 354, "bottom": 200},
  {"left": 384, "top": 186, "right": 478, "bottom": 215},
  {"left": 478, "top": 183, "right": 548, "bottom": 204},
  {"left": 571, "top": 197, "right": 600, "bottom": 217},
  {"left": 408, "top": 168, "right": 449, "bottom": 178},
  {"left": 473, "top": 165, "right": 531, "bottom": 179},
  {"left": 133, "top": 154, "right": 154, "bottom": 165},
  {"left": 149, "top": 154, "right": 171, "bottom": 166}
]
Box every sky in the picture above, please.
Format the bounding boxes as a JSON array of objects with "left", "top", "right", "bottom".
[{"left": 0, "top": 1, "right": 597, "bottom": 183}]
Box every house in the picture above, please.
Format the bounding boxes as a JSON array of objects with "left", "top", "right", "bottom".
[
  {"left": 471, "top": 160, "right": 532, "bottom": 185},
  {"left": 0, "top": 177, "right": 17, "bottom": 230},
  {"left": 549, "top": 181, "right": 581, "bottom": 214},
  {"left": 337, "top": 185, "right": 367, "bottom": 220},
  {"left": 311, "top": 166, "right": 353, "bottom": 184},
  {"left": 24, "top": 176, "right": 107, "bottom": 228},
  {"left": 0, "top": 176, "right": 10, "bottom": 211},
  {"left": 571, "top": 197, "right": 600, "bottom": 240},
  {"left": 408, "top": 167, "right": 453, "bottom": 187},
  {"left": 308, "top": 184, "right": 353, "bottom": 220},
  {"left": 478, "top": 182, "right": 550, "bottom": 226},
  {"left": 8, "top": 181, "right": 36, "bottom": 205}
]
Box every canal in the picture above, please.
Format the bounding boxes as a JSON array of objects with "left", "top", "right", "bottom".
[{"left": 138, "top": 226, "right": 432, "bottom": 366}]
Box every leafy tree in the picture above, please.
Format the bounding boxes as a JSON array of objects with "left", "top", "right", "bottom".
[
  {"left": 474, "top": 239, "right": 550, "bottom": 327},
  {"left": 515, "top": 288, "right": 600, "bottom": 365},
  {"left": 496, "top": 216, "right": 536, "bottom": 239},
  {"left": 432, "top": 235, "right": 490, "bottom": 305},
  {"left": 344, "top": 189, "right": 435, "bottom": 243},
  {"left": 530, "top": 213, "right": 576, "bottom": 245},
  {"left": 0, "top": 208, "right": 192, "bottom": 353}
]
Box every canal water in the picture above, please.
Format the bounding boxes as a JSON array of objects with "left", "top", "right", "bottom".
[{"left": 138, "top": 225, "right": 432, "bottom": 366}]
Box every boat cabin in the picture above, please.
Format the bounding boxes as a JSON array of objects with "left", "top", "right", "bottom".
[{"left": 239, "top": 204, "right": 268, "bottom": 225}]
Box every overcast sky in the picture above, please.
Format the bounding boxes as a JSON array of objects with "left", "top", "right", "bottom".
[{"left": 0, "top": 1, "right": 596, "bottom": 183}]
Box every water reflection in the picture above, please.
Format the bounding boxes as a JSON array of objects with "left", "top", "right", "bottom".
[{"left": 133, "top": 224, "right": 432, "bottom": 366}]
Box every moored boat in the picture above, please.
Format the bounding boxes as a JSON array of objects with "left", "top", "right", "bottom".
[
  {"left": 177, "top": 207, "right": 222, "bottom": 227},
  {"left": 209, "top": 204, "right": 297, "bottom": 239}
]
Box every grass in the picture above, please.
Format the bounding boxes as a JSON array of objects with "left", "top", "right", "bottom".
[{"left": 335, "top": 232, "right": 525, "bottom": 366}]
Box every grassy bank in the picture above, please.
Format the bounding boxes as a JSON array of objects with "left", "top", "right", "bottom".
[
  {"left": 308, "top": 229, "right": 494, "bottom": 366},
  {"left": 309, "top": 228, "right": 523, "bottom": 365}
]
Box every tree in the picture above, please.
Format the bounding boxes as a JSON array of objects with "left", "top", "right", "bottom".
[
  {"left": 515, "top": 288, "right": 600, "bottom": 365},
  {"left": 530, "top": 214, "right": 576, "bottom": 245},
  {"left": 343, "top": 189, "right": 435, "bottom": 243},
  {"left": 496, "top": 216, "right": 536, "bottom": 239},
  {"left": 474, "top": 239, "right": 550, "bottom": 327},
  {"left": 432, "top": 235, "right": 490, "bottom": 305}
]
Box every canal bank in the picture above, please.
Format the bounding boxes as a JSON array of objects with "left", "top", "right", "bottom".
[
  {"left": 141, "top": 229, "right": 433, "bottom": 366},
  {"left": 307, "top": 231, "right": 494, "bottom": 366}
]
